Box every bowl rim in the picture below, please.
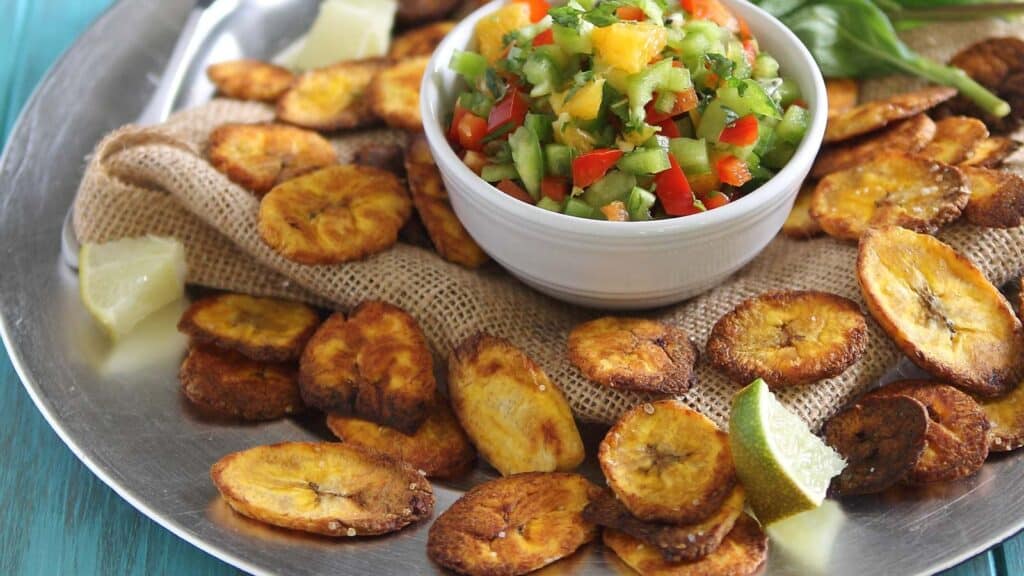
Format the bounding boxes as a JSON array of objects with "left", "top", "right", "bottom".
[{"left": 420, "top": 0, "right": 827, "bottom": 240}]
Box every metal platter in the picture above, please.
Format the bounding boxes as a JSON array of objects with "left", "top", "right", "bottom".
[{"left": 2, "top": 0, "right": 1023, "bottom": 574}]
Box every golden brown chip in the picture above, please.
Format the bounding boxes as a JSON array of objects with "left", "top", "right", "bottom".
[
  {"left": 397, "top": 0, "right": 460, "bottom": 24},
  {"left": 206, "top": 59, "right": 294, "bottom": 102},
  {"left": 824, "top": 86, "right": 956, "bottom": 143},
  {"left": 919, "top": 116, "right": 990, "bottom": 165},
  {"left": 177, "top": 293, "right": 320, "bottom": 362},
  {"left": 211, "top": 442, "right": 433, "bottom": 536},
  {"left": 826, "top": 78, "right": 859, "bottom": 117},
  {"left": 599, "top": 400, "right": 735, "bottom": 525},
  {"left": 427, "top": 473, "right": 600, "bottom": 576},
  {"left": 869, "top": 381, "right": 990, "bottom": 484},
  {"left": 947, "top": 37, "right": 1024, "bottom": 133},
  {"left": 326, "top": 394, "right": 476, "bottom": 479},
  {"left": 706, "top": 291, "right": 868, "bottom": 388},
  {"left": 207, "top": 123, "right": 337, "bottom": 196},
  {"left": 782, "top": 183, "right": 823, "bottom": 239},
  {"left": 448, "top": 334, "right": 585, "bottom": 476},
  {"left": 960, "top": 137, "right": 1022, "bottom": 168},
  {"left": 824, "top": 396, "right": 928, "bottom": 496},
  {"left": 978, "top": 379, "right": 1024, "bottom": 452},
  {"left": 389, "top": 21, "right": 456, "bottom": 59},
  {"left": 179, "top": 345, "right": 303, "bottom": 421},
  {"left": 811, "top": 153, "right": 968, "bottom": 241},
  {"left": 962, "top": 166, "right": 1024, "bottom": 228},
  {"left": 299, "top": 302, "right": 436, "bottom": 434},
  {"left": 811, "top": 114, "right": 935, "bottom": 179},
  {"left": 858, "top": 227, "right": 1024, "bottom": 397},
  {"left": 277, "top": 58, "right": 388, "bottom": 131},
  {"left": 369, "top": 57, "right": 429, "bottom": 131},
  {"left": 258, "top": 165, "right": 411, "bottom": 264},
  {"left": 603, "top": 514, "right": 768, "bottom": 576},
  {"left": 354, "top": 142, "right": 406, "bottom": 177}
]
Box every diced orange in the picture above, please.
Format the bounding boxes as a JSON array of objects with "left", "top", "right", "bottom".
[
  {"left": 592, "top": 22, "right": 668, "bottom": 74},
  {"left": 476, "top": 3, "right": 532, "bottom": 63}
]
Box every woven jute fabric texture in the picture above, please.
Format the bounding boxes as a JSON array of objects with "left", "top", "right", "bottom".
[{"left": 74, "top": 20, "right": 1024, "bottom": 431}]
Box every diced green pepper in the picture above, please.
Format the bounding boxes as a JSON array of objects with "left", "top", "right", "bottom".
[
  {"left": 626, "top": 187, "right": 657, "bottom": 221},
  {"left": 565, "top": 197, "right": 603, "bottom": 219},
  {"left": 481, "top": 163, "right": 520, "bottom": 182},
  {"left": 697, "top": 101, "right": 735, "bottom": 142},
  {"left": 762, "top": 141, "right": 797, "bottom": 170},
  {"left": 537, "top": 196, "right": 566, "bottom": 212},
  {"left": 753, "top": 53, "right": 780, "bottom": 80},
  {"left": 545, "top": 143, "right": 574, "bottom": 177},
  {"left": 626, "top": 59, "right": 692, "bottom": 123},
  {"left": 617, "top": 148, "right": 671, "bottom": 175},
  {"left": 669, "top": 137, "right": 712, "bottom": 175},
  {"left": 525, "top": 113, "right": 555, "bottom": 144},
  {"left": 583, "top": 170, "right": 636, "bottom": 207},
  {"left": 552, "top": 22, "right": 594, "bottom": 55},
  {"left": 776, "top": 77, "right": 802, "bottom": 109},
  {"left": 458, "top": 91, "right": 493, "bottom": 118},
  {"left": 717, "top": 79, "right": 782, "bottom": 120},
  {"left": 726, "top": 39, "right": 752, "bottom": 80},
  {"left": 524, "top": 54, "right": 561, "bottom": 97},
  {"left": 509, "top": 126, "right": 544, "bottom": 199},
  {"left": 450, "top": 51, "right": 488, "bottom": 83},
  {"left": 776, "top": 105, "right": 809, "bottom": 145}
]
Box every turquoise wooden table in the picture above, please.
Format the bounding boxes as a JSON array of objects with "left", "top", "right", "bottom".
[{"left": 0, "top": 1, "right": 1020, "bottom": 575}]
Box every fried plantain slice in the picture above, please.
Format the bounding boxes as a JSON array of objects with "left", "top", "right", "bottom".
[
  {"left": 824, "top": 86, "right": 956, "bottom": 143},
  {"left": 960, "top": 137, "right": 1022, "bottom": 168},
  {"left": 603, "top": 514, "right": 768, "bottom": 576},
  {"left": 869, "top": 381, "right": 990, "bottom": 484},
  {"left": 824, "top": 396, "right": 928, "bottom": 496},
  {"left": 179, "top": 345, "right": 304, "bottom": 421},
  {"left": 599, "top": 400, "right": 735, "bottom": 525},
  {"left": 428, "top": 472, "right": 600, "bottom": 576},
  {"left": 978, "top": 380, "right": 1024, "bottom": 452},
  {"left": 299, "top": 302, "right": 435, "bottom": 434},
  {"left": 389, "top": 21, "right": 456, "bottom": 59},
  {"left": 947, "top": 37, "right": 1024, "bottom": 133},
  {"left": 826, "top": 78, "right": 859, "bottom": 117},
  {"left": 858, "top": 226, "right": 1024, "bottom": 397},
  {"left": 962, "top": 166, "right": 1024, "bottom": 229},
  {"left": 919, "top": 116, "right": 990, "bottom": 165},
  {"left": 811, "top": 114, "right": 935, "bottom": 179},
  {"left": 355, "top": 142, "right": 406, "bottom": 177},
  {"left": 277, "top": 58, "right": 388, "bottom": 131},
  {"left": 782, "top": 183, "right": 823, "bottom": 239},
  {"left": 211, "top": 441, "right": 433, "bottom": 536},
  {"left": 448, "top": 334, "right": 584, "bottom": 476},
  {"left": 405, "top": 135, "right": 489, "bottom": 267},
  {"left": 258, "top": 165, "right": 411, "bottom": 264},
  {"left": 811, "top": 153, "right": 968, "bottom": 241},
  {"left": 326, "top": 393, "right": 476, "bottom": 479},
  {"left": 177, "top": 293, "right": 320, "bottom": 362},
  {"left": 397, "top": 0, "right": 460, "bottom": 24},
  {"left": 207, "top": 123, "right": 337, "bottom": 196},
  {"left": 567, "top": 317, "right": 697, "bottom": 395},
  {"left": 369, "top": 57, "right": 429, "bottom": 131},
  {"left": 206, "top": 59, "right": 294, "bottom": 102},
  {"left": 706, "top": 291, "right": 868, "bottom": 388}
]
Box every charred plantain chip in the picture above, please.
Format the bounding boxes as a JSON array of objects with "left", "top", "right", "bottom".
[
  {"left": 962, "top": 166, "right": 1024, "bottom": 229},
  {"left": 811, "top": 114, "right": 935, "bottom": 180},
  {"left": 299, "top": 302, "right": 436, "bottom": 434},
  {"left": 354, "top": 142, "right": 407, "bottom": 177},
  {"left": 277, "top": 58, "right": 388, "bottom": 131},
  {"left": 427, "top": 473, "right": 600, "bottom": 576},
  {"left": 389, "top": 21, "right": 456, "bottom": 59},
  {"left": 258, "top": 165, "right": 411, "bottom": 264},
  {"left": 207, "top": 59, "right": 294, "bottom": 102},
  {"left": 211, "top": 441, "right": 433, "bottom": 536},
  {"left": 370, "top": 57, "right": 429, "bottom": 131},
  {"left": 947, "top": 37, "right": 1024, "bottom": 133},
  {"left": 826, "top": 78, "right": 859, "bottom": 117},
  {"left": 599, "top": 400, "right": 736, "bottom": 525},
  {"left": 960, "top": 137, "right": 1022, "bottom": 168},
  {"left": 397, "top": 0, "right": 460, "bottom": 24},
  {"left": 179, "top": 345, "right": 304, "bottom": 421},
  {"left": 567, "top": 317, "right": 697, "bottom": 395},
  {"left": 326, "top": 393, "right": 476, "bottom": 479},
  {"left": 782, "top": 183, "right": 823, "bottom": 240},
  {"left": 811, "top": 153, "right": 968, "bottom": 241},
  {"left": 177, "top": 293, "right": 320, "bottom": 362},
  {"left": 858, "top": 226, "right": 1024, "bottom": 397},
  {"left": 603, "top": 514, "right": 768, "bottom": 576},
  {"left": 706, "top": 291, "right": 868, "bottom": 388},
  {"left": 824, "top": 396, "right": 928, "bottom": 496},
  {"left": 448, "top": 334, "right": 585, "bottom": 476},
  {"left": 207, "top": 123, "right": 337, "bottom": 196},
  {"left": 978, "top": 380, "right": 1024, "bottom": 452},
  {"left": 869, "top": 381, "right": 990, "bottom": 484},
  {"left": 919, "top": 116, "right": 990, "bottom": 165},
  {"left": 824, "top": 86, "right": 956, "bottom": 143}
]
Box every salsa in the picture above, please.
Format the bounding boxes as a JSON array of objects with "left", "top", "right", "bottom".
[{"left": 447, "top": 0, "right": 810, "bottom": 221}]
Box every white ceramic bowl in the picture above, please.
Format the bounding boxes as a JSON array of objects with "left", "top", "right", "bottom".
[{"left": 421, "top": 0, "right": 827, "bottom": 310}]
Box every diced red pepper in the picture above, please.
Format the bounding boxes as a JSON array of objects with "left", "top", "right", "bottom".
[
  {"left": 719, "top": 115, "right": 759, "bottom": 147},
  {"left": 681, "top": 0, "right": 740, "bottom": 32},
  {"left": 601, "top": 201, "right": 630, "bottom": 221},
  {"left": 704, "top": 190, "right": 731, "bottom": 210},
  {"left": 742, "top": 38, "right": 758, "bottom": 68},
  {"left": 449, "top": 104, "right": 468, "bottom": 144},
  {"left": 794, "top": 99, "right": 809, "bottom": 109},
  {"left": 616, "top": 6, "right": 646, "bottom": 20},
  {"left": 657, "top": 118, "right": 681, "bottom": 138},
  {"left": 515, "top": 0, "right": 549, "bottom": 22},
  {"left": 541, "top": 176, "right": 570, "bottom": 202},
  {"left": 456, "top": 112, "right": 489, "bottom": 151},
  {"left": 497, "top": 179, "right": 535, "bottom": 203},
  {"left": 532, "top": 28, "right": 554, "bottom": 47},
  {"left": 487, "top": 89, "right": 530, "bottom": 135},
  {"left": 654, "top": 156, "right": 702, "bottom": 216},
  {"left": 645, "top": 88, "right": 699, "bottom": 124},
  {"left": 738, "top": 17, "right": 753, "bottom": 40},
  {"left": 572, "top": 149, "right": 624, "bottom": 188},
  {"left": 716, "top": 155, "right": 752, "bottom": 187}
]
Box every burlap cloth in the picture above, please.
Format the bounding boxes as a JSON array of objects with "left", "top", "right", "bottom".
[{"left": 73, "top": 20, "right": 1024, "bottom": 431}]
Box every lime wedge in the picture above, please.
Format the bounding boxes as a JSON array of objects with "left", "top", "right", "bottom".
[
  {"left": 79, "top": 236, "right": 187, "bottom": 339},
  {"left": 729, "top": 379, "right": 846, "bottom": 525},
  {"left": 290, "top": 0, "right": 398, "bottom": 70}
]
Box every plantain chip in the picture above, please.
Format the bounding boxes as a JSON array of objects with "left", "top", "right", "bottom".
[
  {"left": 868, "top": 381, "right": 990, "bottom": 484},
  {"left": 947, "top": 37, "right": 1024, "bottom": 133},
  {"left": 370, "top": 57, "right": 429, "bottom": 131},
  {"left": 962, "top": 166, "right": 1024, "bottom": 229},
  {"left": 782, "top": 183, "right": 823, "bottom": 240},
  {"left": 824, "top": 86, "right": 956, "bottom": 143},
  {"left": 811, "top": 114, "right": 935, "bottom": 179},
  {"left": 706, "top": 291, "right": 868, "bottom": 388},
  {"left": 811, "top": 153, "right": 968, "bottom": 241},
  {"left": 277, "top": 58, "right": 388, "bottom": 131},
  {"left": 211, "top": 441, "right": 434, "bottom": 537},
  {"left": 824, "top": 396, "right": 928, "bottom": 496},
  {"left": 389, "top": 21, "right": 456, "bottom": 59},
  {"left": 258, "top": 165, "right": 411, "bottom": 264},
  {"left": 825, "top": 78, "right": 859, "bottom": 117},
  {"left": 207, "top": 123, "right": 337, "bottom": 196},
  {"left": 427, "top": 472, "right": 600, "bottom": 576},
  {"left": 177, "top": 293, "right": 320, "bottom": 362},
  {"left": 603, "top": 514, "right": 768, "bottom": 576},
  {"left": 978, "top": 379, "right": 1024, "bottom": 452},
  {"left": 960, "top": 137, "right": 1022, "bottom": 168},
  {"left": 858, "top": 226, "right": 1024, "bottom": 397},
  {"left": 405, "top": 135, "right": 489, "bottom": 268},
  {"left": 299, "top": 302, "right": 436, "bottom": 434},
  {"left": 179, "top": 345, "right": 304, "bottom": 421},
  {"left": 207, "top": 59, "right": 294, "bottom": 102},
  {"left": 326, "top": 393, "right": 476, "bottom": 479},
  {"left": 567, "top": 317, "right": 697, "bottom": 395},
  {"left": 599, "top": 400, "right": 735, "bottom": 525},
  {"left": 584, "top": 486, "right": 744, "bottom": 563},
  {"left": 448, "top": 334, "right": 585, "bottom": 476},
  {"left": 397, "top": 0, "right": 460, "bottom": 24},
  {"left": 919, "top": 116, "right": 990, "bottom": 165},
  {"left": 355, "top": 142, "right": 407, "bottom": 177}
]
